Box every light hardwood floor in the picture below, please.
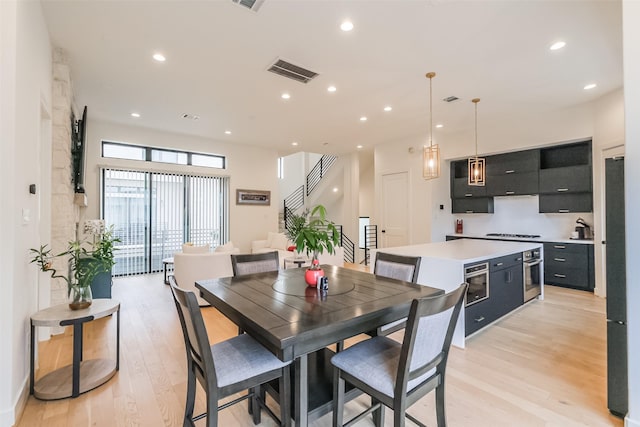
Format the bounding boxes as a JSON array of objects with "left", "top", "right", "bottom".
[{"left": 17, "top": 268, "right": 623, "bottom": 427}]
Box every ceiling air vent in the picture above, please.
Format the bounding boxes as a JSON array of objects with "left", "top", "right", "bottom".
[
  {"left": 267, "top": 59, "right": 319, "bottom": 84},
  {"left": 182, "top": 113, "right": 200, "bottom": 121},
  {"left": 443, "top": 96, "right": 459, "bottom": 103},
  {"left": 232, "top": 0, "right": 265, "bottom": 12}
]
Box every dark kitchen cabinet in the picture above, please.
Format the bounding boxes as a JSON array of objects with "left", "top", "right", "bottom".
[
  {"left": 538, "top": 193, "right": 593, "bottom": 213},
  {"left": 485, "top": 151, "right": 539, "bottom": 196},
  {"left": 465, "top": 253, "right": 523, "bottom": 336},
  {"left": 544, "top": 242, "right": 595, "bottom": 291},
  {"left": 452, "top": 197, "right": 494, "bottom": 214},
  {"left": 538, "top": 140, "right": 593, "bottom": 213}
]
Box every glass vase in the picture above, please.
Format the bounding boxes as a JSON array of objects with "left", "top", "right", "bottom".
[{"left": 68, "top": 284, "right": 92, "bottom": 310}]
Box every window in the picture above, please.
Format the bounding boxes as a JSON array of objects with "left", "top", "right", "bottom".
[
  {"left": 102, "top": 141, "right": 225, "bottom": 169},
  {"left": 277, "top": 157, "right": 284, "bottom": 179}
]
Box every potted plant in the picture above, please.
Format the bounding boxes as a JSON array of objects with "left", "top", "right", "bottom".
[
  {"left": 286, "top": 205, "right": 340, "bottom": 286},
  {"left": 30, "top": 223, "right": 119, "bottom": 309}
]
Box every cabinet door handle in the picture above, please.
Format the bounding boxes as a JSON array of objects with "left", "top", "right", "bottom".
[
  {"left": 505, "top": 170, "right": 515, "bottom": 174},
  {"left": 554, "top": 274, "right": 567, "bottom": 278},
  {"left": 556, "top": 188, "right": 569, "bottom": 192},
  {"left": 474, "top": 316, "right": 485, "bottom": 323},
  {"left": 558, "top": 209, "right": 570, "bottom": 213},
  {"left": 465, "top": 193, "right": 473, "bottom": 197},
  {"left": 554, "top": 257, "right": 566, "bottom": 262},
  {"left": 495, "top": 262, "right": 504, "bottom": 267},
  {"left": 553, "top": 245, "right": 566, "bottom": 249},
  {"left": 505, "top": 191, "right": 515, "bottom": 195},
  {"left": 466, "top": 210, "right": 474, "bottom": 213}
]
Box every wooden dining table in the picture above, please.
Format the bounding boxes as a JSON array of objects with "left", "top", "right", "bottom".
[{"left": 195, "top": 264, "right": 443, "bottom": 427}]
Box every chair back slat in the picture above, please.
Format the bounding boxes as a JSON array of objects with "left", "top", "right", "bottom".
[
  {"left": 169, "top": 276, "right": 217, "bottom": 385},
  {"left": 395, "top": 283, "right": 467, "bottom": 398},
  {"left": 231, "top": 251, "right": 279, "bottom": 276},
  {"left": 374, "top": 252, "right": 421, "bottom": 283}
]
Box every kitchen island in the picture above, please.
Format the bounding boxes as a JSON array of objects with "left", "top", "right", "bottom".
[{"left": 371, "top": 239, "right": 543, "bottom": 348}]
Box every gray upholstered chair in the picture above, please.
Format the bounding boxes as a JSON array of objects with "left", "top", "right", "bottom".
[
  {"left": 372, "top": 252, "right": 422, "bottom": 335},
  {"left": 169, "top": 275, "right": 291, "bottom": 427},
  {"left": 331, "top": 283, "right": 467, "bottom": 427},
  {"left": 231, "top": 251, "right": 280, "bottom": 276}
]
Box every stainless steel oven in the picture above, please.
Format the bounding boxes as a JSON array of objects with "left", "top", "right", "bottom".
[
  {"left": 523, "top": 249, "right": 542, "bottom": 302},
  {"left": 464, "top": 262, "right": 489, "bottom": 306}
]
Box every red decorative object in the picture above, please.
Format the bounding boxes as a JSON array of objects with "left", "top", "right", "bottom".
[
  {"left": 287, "top": 245, "right": 296, "bottom": 252},
  {"left": 305, "top": 259, "right": 324, "bottom": 287}
]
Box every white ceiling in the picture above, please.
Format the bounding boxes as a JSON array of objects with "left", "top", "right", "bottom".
[{"left": 41, "top": 0, "right": 623, "bottom": 156}]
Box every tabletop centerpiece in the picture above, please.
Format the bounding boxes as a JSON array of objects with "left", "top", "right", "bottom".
[
  {"left": 30, "top": 221, "right": 119, "bottom": 310},
  {"left": 285, "top": 205, "right": 340, "bottom": 287}
]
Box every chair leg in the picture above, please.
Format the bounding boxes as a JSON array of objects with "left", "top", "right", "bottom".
[
  {"left": 435, "top": 382, "right": 447, "bottom": 427},
  {"left": 184, "top": 364, "right": 196, "bottom": 427},
  {"left": 393, "top": 407, "right": 406, "bottom": 427},
  {"left": 279, "top": 365, "right": 291, "bottom": 427},
  {"left": 332, "top": 369, "right": 345, "bottom": 427},
  {"left": 251, "top": 386, "right": 261, "bottom": 425},
  {"left": 206, "top": 384, "right": 218, "bottom": 427},
  {"left": 372, "top": 397, "right": 385, "bottom": 427}
]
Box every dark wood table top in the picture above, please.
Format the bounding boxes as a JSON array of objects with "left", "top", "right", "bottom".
[{"left": 195, "top": 265, "right": 443, "bottom": 362}]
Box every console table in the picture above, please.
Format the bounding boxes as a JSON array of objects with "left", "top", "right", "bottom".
[{"left": 30, "top": 299, "right": 120, "bottom": 400}]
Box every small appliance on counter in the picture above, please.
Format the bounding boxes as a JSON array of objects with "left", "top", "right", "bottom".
[{"left": 574, "top": 217, "right": 592, "bottom": 240}]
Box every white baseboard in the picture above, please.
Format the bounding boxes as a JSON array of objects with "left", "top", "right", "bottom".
[
  {"left": 0, "top": 376, "right": 29, "bottom": 427},
  {"left": 627, "top": 415, "right": 640, "bottom": 427}
]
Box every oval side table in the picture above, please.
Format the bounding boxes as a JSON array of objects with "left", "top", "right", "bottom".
[{"left": 30, "top": 299, "right": 120, "bottom": 400}]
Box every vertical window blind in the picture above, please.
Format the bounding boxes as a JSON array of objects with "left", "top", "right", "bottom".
[{"left": 102, "top": 168, "right": 229, "bottom": 276}]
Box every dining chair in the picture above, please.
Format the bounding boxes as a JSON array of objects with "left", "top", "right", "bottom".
[
  {"left": 331, "top": 283, "right": 467, "bottom": 427},
  {"left": 169, "top": 275, "right": 291, "bottom": 427},
  {"left": 231, "top": 251, "right": 280, "bottom": 276},
  {"left": 372, "top": 252, "right": 422, "bottom": 335}
]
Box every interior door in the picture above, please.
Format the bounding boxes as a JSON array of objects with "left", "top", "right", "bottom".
[{"left": 381, "top": 172, "right": 409, "bottom": 247}]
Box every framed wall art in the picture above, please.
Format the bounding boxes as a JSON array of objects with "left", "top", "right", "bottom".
[{"left": 236, "top": 189, "right": 271, "bottom": 206}]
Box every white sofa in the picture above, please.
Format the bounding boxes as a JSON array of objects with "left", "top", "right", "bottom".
[{"left": 173, "top": 243, "right": 240, "bottom": 306}]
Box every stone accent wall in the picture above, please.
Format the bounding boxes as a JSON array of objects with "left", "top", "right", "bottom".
[{"left": 50, "top": 48, "right": 80, "bottom": 308}]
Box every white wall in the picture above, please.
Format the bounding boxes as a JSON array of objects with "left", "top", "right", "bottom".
[
  {"left": 83, "top": 120, "right": 280, "bottom": 252},
  {"left": 623, "top": 2, "right": 640, "bottom": 426},
  {"left": 279, "top": 152, "right": 305, "bottom": 207},
  {"left": 0, "top": 1, "right": 52, "bottom": 425}
]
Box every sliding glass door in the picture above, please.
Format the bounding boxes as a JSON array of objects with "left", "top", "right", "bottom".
[{"left": 102, "top": 168, "right": 229, "bottom": 276}]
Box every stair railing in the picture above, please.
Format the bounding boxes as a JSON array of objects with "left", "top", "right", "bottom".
[
  {"left": 363, "top": 225, "right": 378, "bottom": 266},
  {"left": 306, "top": 155, "right": 337, "bottom": 196},
  {"left": 283, "top": 185, "right": 305, "bottom": 231}
]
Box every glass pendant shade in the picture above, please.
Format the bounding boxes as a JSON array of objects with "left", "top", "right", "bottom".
[
  {"left": 422, "top": 72, "right": 440, "bottom": 180},
  {"left": 468, "top": 98, "right": 486, "bottom": 186},
  {"left": 423, "top": 144, "right": 440, "bottom": 180}
]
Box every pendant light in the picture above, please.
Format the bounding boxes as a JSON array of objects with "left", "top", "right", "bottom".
[
  {"left": 468, "top": 98, "right": 486, "bottom": 186},
  {"left": 423, "top": 72, "right": 440, "bottom": 180}
]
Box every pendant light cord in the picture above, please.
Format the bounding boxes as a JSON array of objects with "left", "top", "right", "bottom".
[
  {"left": 472, "top": 98, "right": 480, "bottom": 160},
  {"left": 426, "top": 72, "right": 436, "bottom": 149}
]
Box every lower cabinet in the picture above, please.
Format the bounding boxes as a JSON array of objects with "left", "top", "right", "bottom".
[
  {"left": 465, "top": 253, "right": 523, "bottom": 336},
  {"left": 544, "top": 242, "right": 594, "bottom": 291}
]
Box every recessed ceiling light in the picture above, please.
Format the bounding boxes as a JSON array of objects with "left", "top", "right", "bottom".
[
  {"left": 360, "top": 116, "right": 367, "bottom": 122},
  {"left": 340, "top": 21, "right": 354, "bottom": 32},
  {"left": 383, "top": 106, "right": 392, "bottom": 112},
  {"left": 281, "top": 93, "right": 291, "bottom": 99},
  {"left": 327, "top": 86, "right": 337, "bottom": 93},
  {"left": 152, "top": 53, "right": 166, "bottom": 62},
  {"left": 584, "top": 83, "right": 597, "bottom": 90},
  {"left": 436, "top": 124, "right": 443, "bottom": 128},
  {"left": 356, "top": 145, "right": 363, "bottom": 149},
  {"left": 549, "top": 41, "right": 566, "bottom": 51},
  {"left": 131, "top": 112, "right": 140, "bottom": 118},
  {"left": 333, "top": 187, "right": 339, "bottom": 193},
  {"left": 291, "top": 141, "right": 298, "bottom": 146},
  {"left": 225, "top": 130, "right": 232, "bottom": 135}
]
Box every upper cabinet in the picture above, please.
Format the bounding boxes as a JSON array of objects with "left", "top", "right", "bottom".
[
  {"left": 538, "top": 141, "right": 593, "bottom": 213},
  {"left": 486, "top": 151, "right": 539, "bottom": 196},
  {"left": 449, "top": 139, "right": 593, "bottom": 214}
]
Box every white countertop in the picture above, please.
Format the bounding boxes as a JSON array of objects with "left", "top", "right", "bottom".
[
  {"left": 448, "top": 233, "right": 594, "bottom": 245},
  {"left": 379, "top": 239, "right": 542, "bottom": 265}
]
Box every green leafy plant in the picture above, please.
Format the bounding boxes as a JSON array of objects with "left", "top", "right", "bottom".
[
  {"left": 289, "top": 205, "right": 340, "bottom": 260},
  {"left": 30, "top": 225, "right": 120, "bottom": 294}
]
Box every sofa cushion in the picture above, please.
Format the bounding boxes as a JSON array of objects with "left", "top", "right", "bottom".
[
  {"left": 215, "top": 241, "right": 235, "bottom": 253},
  {"left": 266, "top": 231, "right": 278, "bottom": 248},
  {"left": 271, "top": 233, "right": 290, "bottom": 251},
  {"left": 183, "top": 243, "right": 210, "bottom": 254}
]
